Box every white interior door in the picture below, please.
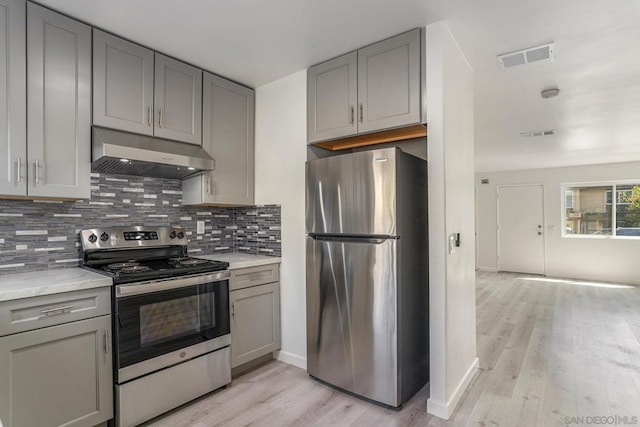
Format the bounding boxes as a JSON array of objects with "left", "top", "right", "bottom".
[{"left": 497, "top": 184, "right": 545, "bottom": 274}]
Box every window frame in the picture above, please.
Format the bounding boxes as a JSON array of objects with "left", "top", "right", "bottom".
[{"left": 561, "top": 180, "right": 640, "bottom": 240}]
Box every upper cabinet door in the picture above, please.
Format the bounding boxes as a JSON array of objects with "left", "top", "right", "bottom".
[
  {"left": 0, "top": 0, "right": 27, "bottom": 196},
  {"left": 27, "top": 3, "right": 91, "bottom": 199},
  {"left": 93, "top": 29, "right": 154, "bottom": 135},
  {"left": 154, "top": 53, "right": 202, "bottom": 145},
  {"left": 202, "top": 72, "right": 254, "bottom": 205},
  {"left": 307, "top": 51, "right": 357, "bottom": 144},
  {"left": 357, "top": 29, "right": 421, "bottom": 134}
]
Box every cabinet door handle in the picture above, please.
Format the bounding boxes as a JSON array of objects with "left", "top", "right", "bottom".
[
  {"left": 359, "top": 104, "right": 363, "bottom": 123},
  {"left": 147, "top": 106, "right": 152, "bottom": 126},
  {"left": 103, "top": 330, "right": 109, "bottom": 355},
  {"left": 34, "top": 160, "right": 40, "bottom": 184},
  {"left": 231, "top": 302, "right": 235, "bottom": 318},
  {"left": 206, "top": 177, "right": 211, "bottom": 195},
  {"left": 16, "top": 157, "right": 22, "bottom": 183},
  {"left": 158, "top": 108, "right": 163, "bottom": 128},
  {"left": 350, "top": 106, "right": 354, "bottom": 125},
  {"left": 40, "top": 305, "right": 74, "bottom": 316}
]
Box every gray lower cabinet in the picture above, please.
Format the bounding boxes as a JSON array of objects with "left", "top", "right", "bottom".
[
  {"left": 0, "top": 286, "right": 113, "bottom": 427},
  {"left": 26, "top": 3, "right": 91, "bottom": 199},
  {"left": 93, "top": 29, "right": 155, "bottom": 136},
  {"left": 154, "top": 53, "right": 202, "bottom": 145},
  {"left": 182, "top": 73, "right": 254, "bottom": 206},
  {"left": 0, "top": 0, "right": 27, "bottom": 196},
  {"left": 229, "top": 264, "right": 281, "bottom": 368},
  {"left": 307, "top": 28, "right": 424, "bottom": 144}
]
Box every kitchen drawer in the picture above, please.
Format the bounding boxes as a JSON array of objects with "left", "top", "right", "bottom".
[
  {"left": 230, "top": 264, "right": 279, "bottom": 291},
  {"left": 0, "top": 286, "right": 111, "bottom": 336}
]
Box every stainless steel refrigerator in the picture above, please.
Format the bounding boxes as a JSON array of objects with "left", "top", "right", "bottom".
[{"left": 306, "top": 147, "right": 429, "bottom": 407}]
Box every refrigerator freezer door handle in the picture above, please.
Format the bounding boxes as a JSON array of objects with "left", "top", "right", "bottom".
[{"left": 308, "top": 235, "right": 393, "bottom": 244}]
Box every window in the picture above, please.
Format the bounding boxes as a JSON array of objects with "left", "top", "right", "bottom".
[
  {"left": 565, "top": 190, "right": 574, "bottom": 209},
  {"left": 564, "top": 183, "right": 640, "bottom": 237}
]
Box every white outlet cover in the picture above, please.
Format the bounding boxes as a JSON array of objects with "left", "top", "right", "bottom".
[{"left": 197, "top": 221, "right": 205, "bottom": 234}]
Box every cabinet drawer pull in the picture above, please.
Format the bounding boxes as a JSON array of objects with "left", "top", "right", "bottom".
[
  {"left": 350, "top": 106, "right": 355, "bottom": 125},
  {"left": 147, "top": 106, "right": 152, "bottom": 126},
  {"left": 359, "top": 104, "right": 363, "bottom": 123},
  {"left": 248, "top": 273, "right": 264, "bottom": 281},
  {"left": 158, "top": 108, "right": 164, "bottom": 128},
  {"left": 103, "top": 330, "right": 109, "bottom": 355},
  {"left": 40, "top": 305, "right": 74, "bottom": 316}
]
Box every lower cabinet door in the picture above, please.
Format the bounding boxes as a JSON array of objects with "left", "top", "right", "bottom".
[
  {"left": 0, "top": 315, "right": 113, "bottom": 427},
  {"left": 230, "top": 282, "right": 281, "bottom": 368}
]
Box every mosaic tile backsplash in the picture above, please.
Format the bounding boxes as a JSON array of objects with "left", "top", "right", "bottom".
[{"left": 0, "top": 173, "right": 281, "bottom": 274}]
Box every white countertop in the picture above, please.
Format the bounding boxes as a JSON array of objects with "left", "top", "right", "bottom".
[
  {"left": 195, "top": 253, "right": 281, "bottom": 270},
  {"left": 0, "top": 268, "right": 113, "bottom": 302},
  {"left": 0, "top": 254, "right": 279, "bottom": 302}
]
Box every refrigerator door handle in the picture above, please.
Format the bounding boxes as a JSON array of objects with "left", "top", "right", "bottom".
[{"left": 309, "top": 234, "right": 393, "bottom": 244}]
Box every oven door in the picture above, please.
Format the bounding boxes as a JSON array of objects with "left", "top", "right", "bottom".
[{"left": 114, "top": 271, "right": 230, "bottom": 383}]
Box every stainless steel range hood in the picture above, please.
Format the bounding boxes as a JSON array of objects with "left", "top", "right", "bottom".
[{"left": 91, "top": 127, "right": 215, "bottom": 180}]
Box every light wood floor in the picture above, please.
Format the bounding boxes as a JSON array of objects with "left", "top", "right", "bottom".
[{"left": 146, "top": 272, "right": 640, "bottom": 426}]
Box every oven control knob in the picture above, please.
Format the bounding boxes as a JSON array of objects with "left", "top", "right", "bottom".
[
  {"left": 88, "top": 233, "right": 98, "bottom": 243},
  {"left": 177, "top": 231, "right": 185, "bottom": 239},
  {"left": 100, "top": 232, "right": 109, "bottom": 242},
  {"left": 169, "top": 230, "right": 177, "bottom": 239}
]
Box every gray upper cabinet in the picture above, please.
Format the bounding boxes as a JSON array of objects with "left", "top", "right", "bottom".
[
  {"left": 182, "top": 73, "right": 254, "bottom": 205},
  {"left": 0, "top": 0, "right": 26, "bottom": 196},
  {"left": 307, "top": 52, "right": 357, "bottom": 144},
  {"left": 154, "top": 53, "right": 202, "bottom": 145},
  {"left": 357, "top": 29, "right": 422, "bottom": 133},
  {"left": 27, "top": 3, "right": 91, "bottom": 199},
  {"left": 307, "top": 28, "right": 424, "bottom": 144},
  {"left": 93, "top": 29, "right": 154, "bottom": 135}
]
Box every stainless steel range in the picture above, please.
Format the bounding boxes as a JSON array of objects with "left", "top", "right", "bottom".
[{"left": 81, "top": 226, "right": 231, "bottom": 427}]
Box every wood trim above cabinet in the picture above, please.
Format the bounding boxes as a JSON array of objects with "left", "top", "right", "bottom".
[{"left": 314, "top": 124, "right": 427, "bottom": 151}]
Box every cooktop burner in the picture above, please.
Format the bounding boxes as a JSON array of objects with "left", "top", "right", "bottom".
[
  {"left": 171, "top": 258, "right": 211, "bottom": 267},
  {"left": 106, "top": 262, "right": 140, "bottom": 271},
  {"left": 119, "top": 265, "right": 152, "bottom": 274}
]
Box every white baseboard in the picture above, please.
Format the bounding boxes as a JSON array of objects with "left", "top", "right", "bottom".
[
  {"left": 476, "top": 267, "right": 498, "bottom": 272},
  {"left": 275, "top": 350, "right": 306, "bottom": 370},
  {"left": 426, "top": 398, "right": 449, "bottom": 420},
  {"left": 427, "top": 357, "right": 479, "bottom": 420}
]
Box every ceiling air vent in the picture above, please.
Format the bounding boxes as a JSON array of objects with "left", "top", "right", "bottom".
[
  {"left": 497, "top": 43, "right": 554, "bottom": 69},
  {"left": 521, "top": 129, "right": 556, "bottom": 138}
]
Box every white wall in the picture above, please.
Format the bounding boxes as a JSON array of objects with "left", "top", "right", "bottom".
[
  {"left": 476, "top": 161, "right": 640, "bottom": 285},
  {"left": 254, "top": 70, "right": 307, "bottom": 368},
  {"left": 426, "top": 22, "right": 478, "bottom": 420}
]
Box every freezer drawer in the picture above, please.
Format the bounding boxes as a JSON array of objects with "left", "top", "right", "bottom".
[
  {"left": 306, "top": 235, "right": 399, "bottom": 406},
  {"left": 306, "top": 148, "right": 398, "bottom": 236}
]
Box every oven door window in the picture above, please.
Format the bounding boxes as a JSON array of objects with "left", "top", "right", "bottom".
[{"left": 116, "top": 280, "right": 229, "bottom": 369}]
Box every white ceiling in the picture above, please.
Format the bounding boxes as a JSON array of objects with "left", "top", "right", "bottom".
[{"left": 38, "top": 0, "right": 640, "bottom": 172}]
